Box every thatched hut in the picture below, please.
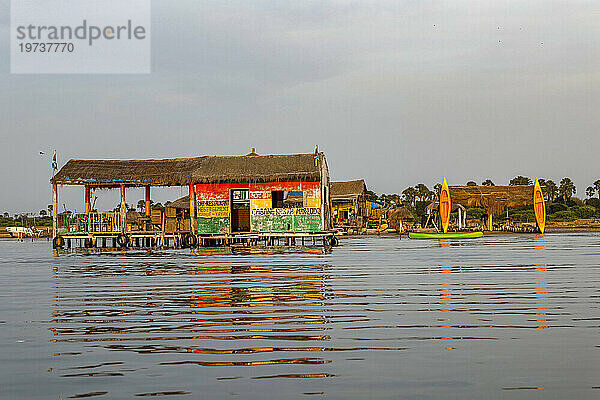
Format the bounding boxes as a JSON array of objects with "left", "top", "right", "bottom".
[
  {"left": 387, "top": 206, "right": 415, "bottom": 231},
  {"left": 50, "top": 151, "right": 332, "bottom": 237},
  {"left": 331, "top": 180, "right": 369, "bottom": 227},
  {"left": 449, "top": 185, "right": 534, "bottom": 229}
]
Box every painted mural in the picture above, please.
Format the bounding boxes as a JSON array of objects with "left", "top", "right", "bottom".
[{"left": 195, "top": 182, "right": 322, "bottom": 234}]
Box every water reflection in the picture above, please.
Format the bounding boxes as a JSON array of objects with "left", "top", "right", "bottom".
[
  {"left": 35, "top": 235, "right": 600, "bottom": 398},
  {"left": 50, "top": 257, "right": 340, "bottom": 391}
]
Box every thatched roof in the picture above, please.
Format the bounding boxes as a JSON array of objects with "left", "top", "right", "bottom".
[
  {"left": 389, "top": 206, "right": 415, "bottom": 220},
  {"left": 51, "top": 153, "right": 325, "bottom": 187},
  {"left": 387, "top": 206, "right": 415, "bottom": 230},
  {"left": 166, "top": 195, "right": 190, "bottom": 210},
  {"left": 426, "top": 201, "right": 466, "bottom": 212},
  {"left": 449, "top": 185, "right": 534, "bottom": 214},
  {"left": 331, "top": 180, "right": 366, "bottom": 201}
]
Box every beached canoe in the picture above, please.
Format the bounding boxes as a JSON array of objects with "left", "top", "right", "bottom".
[
  {"left": 408, "top": 232, "right": 483, "bottom": 240},
  {"left": 439, "top": 177, "right": 451, "bottom": 233},
  {"left": 533, "top": 179, "right": 546, "bottom": 234}
]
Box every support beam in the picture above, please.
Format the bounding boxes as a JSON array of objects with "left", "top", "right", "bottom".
[
  {"left": 488, "top": 213, "right": 493, "bottom": 231},
  {"left": 189, "top": 184, "right": 196, "bottom": 234},
  {"left": 120, "top": 184, "right": 126, "bottom": 233},
  {"left": 84, "top": 186, "right": 91, "bottom": 213},
  {"left": 145, "top": 185, "right": 151, "bottom": 217},
  {"left": 52, "top": 184, "right": 58, "bottom": 238}
]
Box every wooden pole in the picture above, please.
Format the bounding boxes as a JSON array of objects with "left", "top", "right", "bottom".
[
  {"left": 488, "top": 213, "right": 493, "bottom": 231},
  {"left": 120, "top": 184, "right": 126, "bottom": 233},
  {"left": 52, "top": 183, "right": 58, "bottom": 238},
  {"left": 189, "top": 183, "right": 196, "bottom": 234},
  {"left": 84, "top": 186, "right": 91, "bottom": 213},
  {"left": 145, "top": 185, "right": 151, "bottom": 216}
]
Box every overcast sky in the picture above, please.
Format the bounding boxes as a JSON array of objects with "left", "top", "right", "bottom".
[{"left": 1, "top": 0, "right": 599, "bottom": 213}]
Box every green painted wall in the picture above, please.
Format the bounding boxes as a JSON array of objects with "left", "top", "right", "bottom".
[
  {"left": 197, "top": 217, "right": 230, "bottom": 234},
  {"left": 292, "top": 214, "right": 321, "bottom": 231},
  {"left": 196, "top": 209, "right": 322, "bottom": 234},
  {"left": 250, "top": 213, "right": 321, "bottom": 232}
]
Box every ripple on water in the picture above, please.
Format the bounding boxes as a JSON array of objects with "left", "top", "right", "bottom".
[{"left": 1, "top": 234, "right": 599, "bottom": 398}]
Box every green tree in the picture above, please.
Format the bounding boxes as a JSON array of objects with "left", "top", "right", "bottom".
[
  {"left": 586, "top": 186, "right": 596, "bottom": 199},
  {"left": 40, "top": 210, "right": 47, "bottom": 216},
  {"left": 402, "top": 187, "right": 417, "bottom": 207},
  {"left": 510, "top": 176, "right": 532, "bottom": 186},
  {"left": 466, "top": 181, "right": 477, "bottom": 186},
  {"left": 365, "top": 190, "right": 378, "bottom": 202},
  {"left": 544, "top": 180, "right": 558, "bottom": 201},
  {"left": 559, "top": 178, "right": 576, "bottom": 201},
  {"left": 414, "top": 183, "right": 431, "bottom": 202},
  {"left": 594, "top": 180, "right": 600, "bottom": 199},
  {"left": 433, "top": 183, "right": 442, "bottom": 200},
  {"left": 481, "top": 179, "right": 495, "bottom": 186},
  {"left": 137, "top": 199, "right": 146, "bottom": 212}
]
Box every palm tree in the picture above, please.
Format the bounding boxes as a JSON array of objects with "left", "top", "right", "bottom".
[
  {"left": 559, "top": 178, "right": 576, "bottom": 201},
  {"left": 510, "top": 176, "right": 532, "bottom": 186},
  {"left": 137, "top": 199, "right": 146, "bottom": 212},
  {"left": 586, "top": 186, "right": 596, "bottom": 198},
  {"left": 414, "top": 184, "right": 430, "bottom": 202},
  {"left": 544, "top": 180, "right": 558, "bottom": 201},
  {"left": 402, "top": 187, "right": 417, "bottom": 207},
  {"left": 481, "top": 179, "right": 495, "bottom": 186},
  {"left": 466, "top": 181, "right": 477, "bottom": 186}
]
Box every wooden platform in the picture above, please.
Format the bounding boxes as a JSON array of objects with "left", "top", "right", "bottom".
[{"left": 53, "top": 231, "right": 338, "bottom": 250}]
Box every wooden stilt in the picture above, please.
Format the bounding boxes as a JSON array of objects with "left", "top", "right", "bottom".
[
  {"left": 189, "top": 183, "right": 196, "bottom": 235},
  {"left": 120, "top": 184, "right": 126, "bottom": 233},
  {"left": 145, "top": 185, "right": 151, "bottom": 217},
  {"left": 52, "top": 183, "right": 58, "bottom": 238}
]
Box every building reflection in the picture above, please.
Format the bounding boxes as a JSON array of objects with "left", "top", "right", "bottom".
[{"left": 49, "top": 261, "right": 333, "bottom": 370}]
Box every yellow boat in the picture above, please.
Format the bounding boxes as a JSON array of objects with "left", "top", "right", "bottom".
[{"left": 533, "top": 179, "right": 546, "bottom": 234}]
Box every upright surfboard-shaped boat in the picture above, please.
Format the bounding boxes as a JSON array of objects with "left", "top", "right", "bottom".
[
  {"left": 439, "top": 177, "right": 451, "bottom": 233},
  {"left": 533, "top": 179, "right": 546, "bottom": 234}
]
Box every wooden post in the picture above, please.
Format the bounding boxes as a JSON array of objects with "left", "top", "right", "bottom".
[
  {"left": 84, "top": 186, "right": 91, "bottom": 213},
  {"left": 145, "top": 185, "right": 151, "bottom": 216},
  {"left": 189, "top": 183, "right": 196, "bottom": 234},
  {"left": 52, "top": 183, "right": 58, "bottom": 238},
  {"left": 488, "top": 213, "right": 493, "bottom": 231},
  {"left": 120, "top": 184, "right": 126, "bottom": 233}
]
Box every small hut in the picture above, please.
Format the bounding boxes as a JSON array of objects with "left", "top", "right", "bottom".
[
  {"left": 331, "top": 180, "right": 369, "bottom": 227},
  {"left": 164, "top": 196, "right": 191, "bottom": 232},
  {"left": 387, "top": 206, "right": 415, "bottom": 231},
  {"left": 449, "top": 185, "right": 534, "bottom": 229}
]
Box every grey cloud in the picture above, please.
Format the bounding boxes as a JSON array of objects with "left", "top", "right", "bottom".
[{"left": 1, "top": 0, "right": 599, "bottom": 212}]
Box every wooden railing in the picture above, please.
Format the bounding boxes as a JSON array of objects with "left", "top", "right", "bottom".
[{"left": 65, "top": 212, "right": 122, "bottom": 233}]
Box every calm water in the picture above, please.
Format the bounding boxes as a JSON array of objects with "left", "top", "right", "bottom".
[{"left": 1, "top": 234, "right": 599, "bottom": 399}]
